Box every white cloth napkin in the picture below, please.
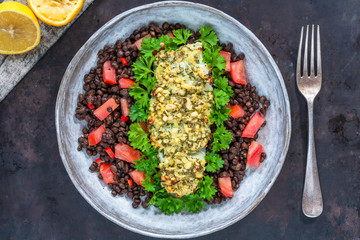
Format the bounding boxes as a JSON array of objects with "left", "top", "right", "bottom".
[{"left": 0, "top": 0, "right": 95, "bottom": 102}]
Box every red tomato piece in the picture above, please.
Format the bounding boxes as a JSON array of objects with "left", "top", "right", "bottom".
[
  {"left": 230, "top": 60, "right": 247, "bottom": 85},
  {"left": 88, "top": 125, "right": 106, "bottom": 146},
  {"left": 138, "top": 121, "right": 148, "bottom": 133},
  {"left": 120, "top": 98, "right": 129, "bottom": 117},
  {"left": 104, "top": 147, "right": 115, "bottom": 159},
  {"left": 99, "top": 163, "right": 115, "bottom": 184},
  {"left": 120, "top": 116, "right": 129, "bottom": 122},
  {"left": 127, "top": 179, "right": 133, "bottom": 186},
  {"left": 114, "top": 143, "right": 142, "bottom": 164},
  {"left": 134, "top": 34, "right": 151, "bottom": 50},
  {"left": 86, "top": 103, "right": 95, "bottom": 110},
  {"left": 247, "top": 141, "right": 264, "bottom": 168},
  {"left": 120, "top": 57, "right": 127, "bottom": 66},
  {"left": 167, "top": 32, "right": 175, "bottom": 38},
  {"left": 119, "top": 78, "right": 136, "bottom": 89},
  {"left": 129, "top": 170, "right": 146, "bottom": 186},
  {"left": 219, "top": 50, "right": 231, "bottom": 72},
  {"left": 102, "top": 61, "right": 117, "bottom": 85},
  {"left": 242, "top": 112, "right": 265, "bottom": 138},
  {"left": 93, "top": 98, "right": 119, "bottom": 121},
  {"left": 95, "top": 158, "right": 102, "bottom": 163},
  {"left": 218, "top": 177, "right": 233, "bottom": 197},
  {"left": 230, "top": 105, "right": 246, "bottom": 119}
]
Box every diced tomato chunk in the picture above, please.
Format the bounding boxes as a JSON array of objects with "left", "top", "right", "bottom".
[
  {"left": 93, "top": 98, "right": 119, "bottom": 121},
  {"left": 242, "top": 112, "right": 265, "bottom": 138},
  {"left": 120, "top": 57, "right": 127, "bottom": 66},
  {"left": 119, "top": 78, "right": 136, "bottom": 89},
  {"left": 230, "top": 105, "right": 246, "bottom": 119},
  {"left": 88, "top": 125, "right": 106, "bottom": 146},
  {"left": 99, "top": 163, "right": 115, "bottom": 184},
  {"left": 134, "top": 34, "right": 151, "bottom": 50},
  {"left": 86, "top": 103, "right": 95, "bottom": 110},
  {"left": 219, "top": 50, "right": 231, "bottom": 72},
  {"left": 127, "top": 179, "right": 133, "bottom": 186},
  {"left": 129, "top": 170, "right": 146, "bottom": 186},
  {"left": 167, "top": 32, "right": 175, "bottom": 38},
  {"left": 114, "top": 143, "right": 142, "bottom": 164},
  {"left": 120, "top": 98, "right": 129, "bottom": 117},
  {"left": 104, "top": 147, "right": 115, "bottom": 159},
  {"left": 120, "top": 116, "right": 129, "bottom": 122},
  {"left": 247, "top": 141, "right": 264, "bottom": 168},
  {"left": 102, "top": 61, "right": 117, "bottom": 85},
  {"left": 230, "top": 60, "right": 247, "bottom": 85},
  {"left": 218, "top": 177, "right": 233, "bottom": 197},
  {"left": 138, "top": 121, "right": 148, "bottom": 133},
  {"left": 95, "top": 158, "right": 102, "bottom": 163}
]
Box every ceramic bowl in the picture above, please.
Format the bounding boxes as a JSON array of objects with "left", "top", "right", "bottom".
[{"left": 55, "top": 1, "right": 291, "bottom": 238}]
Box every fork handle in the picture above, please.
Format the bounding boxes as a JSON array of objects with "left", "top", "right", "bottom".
[{"left": 302, "top": 101, "right": 323, "bottom": 217}]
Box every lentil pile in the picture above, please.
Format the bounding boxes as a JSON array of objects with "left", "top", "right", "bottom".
[{"left": 75, "top": 22, "right": 270, "bottom": 209}]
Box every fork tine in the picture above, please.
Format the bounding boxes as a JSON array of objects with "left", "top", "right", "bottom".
[
  {"left": 296, "top": 26, "right": 304, "bottom": 78},
  {"left": 303, "top": 25, "right": 309, "bottom": 76},
  {"left": 310, "top": 25, "right": 315, "bottom": 75},
  {"left": 317, "top": 25, "right": 322, "bottom": 77}
]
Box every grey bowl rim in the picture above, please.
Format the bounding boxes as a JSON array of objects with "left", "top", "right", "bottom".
[{"left": 55, "top": 1, "right": 292, "bottom": 238}]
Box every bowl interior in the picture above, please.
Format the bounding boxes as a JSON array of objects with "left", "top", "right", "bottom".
[{"left": 56, "top": 1, "right": 291, "bottom": 238}]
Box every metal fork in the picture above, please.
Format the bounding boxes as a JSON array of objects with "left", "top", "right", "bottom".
[{"left": 296, "top": 25, "right": 323, "bottom": 218}]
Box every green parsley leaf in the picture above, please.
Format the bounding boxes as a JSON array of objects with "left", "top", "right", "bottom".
[
  {"left": 209, "top": 106, "right": 231, "bottom": 127},
  {"left": 150, "top": 189, "right": 184, "bottom": 215},
  {"left": 156, "top": 34, "right": 178, "bottom": 51},
  {"left": 197, "top": 26, "right": 219, "bottom": 48},
  {"left": 156, "top": 197, "right": 184, "bottom": 215},
  {"left": 129, "top": 83, "right": 150, "bottom": 109},
  {"left": 205, "top": 152, "right": 224, "bottom": 172},
  {"left": 132, "top": 55, "right": 154, "bottom": 81},
  {"left": 142, "top": 172, "right": 161, "bottom": 192},
  {"left": 214, "top": 75, "right": 233, "bottom": 96},
  {"left": 203, "top": 45, "right": 226, "bottom": 70},
  {"left": 211, "top": 67, "right": 225, "bottom": 78},
  {"left": 212, "top": 124, "right": 233, "bottom": 152},
  {"left": 213, "top": 88, "right": 230, "bottom": 110},
  {"left": 129, "top": 103, "right": 149, "bottom": 122},
  {"left": 196, "top": 176, "right": 217, "bottom": 201},
  {"left": 172, "top": 29, "right": 192, "bottom": 45},
  {"left": 138, "top": 75, "right": 157, "bottom": 92},
  {"left": 134, "top": 150, "right": 159, "bottom": 174},
  {"left": 140, "top": 36, "right": 162, "bottom": 57},
  {"left": 128, "top": 123, "right": 151, "bottom": 153},
  {"left": 183, "top": 194, "right": 204, "bottom": 213}
]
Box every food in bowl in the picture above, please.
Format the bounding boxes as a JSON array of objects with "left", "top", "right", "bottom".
[
  {"left": 149, "top": 42, "right": 213, "bottom": 197},
  {"left": 75, "top": 22, "right": 271, "bottom": 214}
]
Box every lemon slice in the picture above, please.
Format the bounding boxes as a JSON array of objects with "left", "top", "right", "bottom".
[
  {"left": 0, "top": 1, "right": 41, "bottom": 55},
  {"left": 28, "top": 0, "right": 84, "bottom": 27}
]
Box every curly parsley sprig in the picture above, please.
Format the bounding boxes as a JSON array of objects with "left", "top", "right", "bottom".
[
  {"left": 205, "top": 152, "right": 224, "bottom": 172},
  {"left": 197, "top": 26, "right": 233, "bottom": 171},
  {"left": 149, "top": 175, "right": 216, "bottom": 215},
  {"left": 128, "top": 124, "right": 158, "bottom": 171}
]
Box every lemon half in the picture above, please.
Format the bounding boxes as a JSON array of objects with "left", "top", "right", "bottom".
[
  {"left": 0, "top": 1, "right": 41, "bottom": 55},
  {"left": 28, "top": 0, "right": 84, "bottom": 27}
]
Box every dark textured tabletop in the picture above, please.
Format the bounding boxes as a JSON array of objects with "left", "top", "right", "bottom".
[{"left": 1, "top": 0, "right": 359, "bottom": 239}]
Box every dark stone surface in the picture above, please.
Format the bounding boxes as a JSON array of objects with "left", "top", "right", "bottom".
[{"left": 0, "top": 0, "right": 359, "bottom": 239}]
